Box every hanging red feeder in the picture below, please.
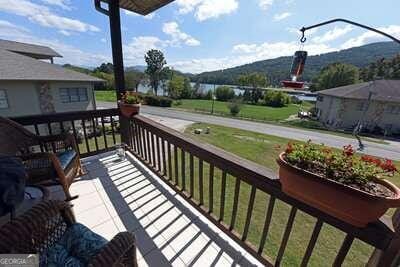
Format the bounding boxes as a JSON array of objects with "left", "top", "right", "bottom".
[{"left": 282, "top": 50, "right": 308, "bottom": 89}]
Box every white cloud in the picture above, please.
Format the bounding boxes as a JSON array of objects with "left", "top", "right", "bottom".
[
  {"left": 0, "top": 20, "right": 30, "bottom": 39},
  {"left": 162, "top": 22, "right": 200, "bottom": 46},
  {"left": 124, "top": 10, "right": 155, "bottom": 20},
  {"left": 273, "top": 12, "right": 292, "bottom": 21},
  {"left": 58, "top": 30, "right": 71, "bottom": 36},
  {"left": 0, "top": 0, "right": 100, "bottom": 33},
  {"left": 312, "top": 25, "right": 353, "bottom": 43},
  {"left": 259, "top": 0, "right": 274, "bottom": 10},
  {"left": 123, "top": 36, "right": 164, "bottom": 65},
  {"left": 175, "top": 0, "right": 238, "bottom": 21},
  {"left": 0, "top": 20, "right": 108, "bottom": 66},
  {"left": 341, "top": 25, "right": 400, "bottom": 49},
  {"left": 41, "top": 0, "right": 71, "bottom": 10}
]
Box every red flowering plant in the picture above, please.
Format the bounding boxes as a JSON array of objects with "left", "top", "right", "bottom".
[{"left": 283, "top": 141, "right": 398, "bottom": 189}]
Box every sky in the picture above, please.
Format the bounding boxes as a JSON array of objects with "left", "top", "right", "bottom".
[{"left": 0, "top": 0, "right": 399, "bottom": 73}]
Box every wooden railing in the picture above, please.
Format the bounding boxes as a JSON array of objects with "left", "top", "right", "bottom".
[
  {"left": 128, "top": 114, "right": 399, "bottom": 267},
  {"left": 11, "top": 109, "right": 120, "bottom": 157},
  {"left": 8, "top": 110, "right": 400, "bottom": 265}
]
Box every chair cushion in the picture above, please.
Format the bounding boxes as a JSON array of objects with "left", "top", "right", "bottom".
[
  {"left": 41, "top": 223, "right": 107, "bottom": 267},
  {"left": 56, "top": 150, "right": 77, "bottom": 170}
]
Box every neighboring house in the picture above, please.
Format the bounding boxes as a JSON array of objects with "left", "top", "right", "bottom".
[
  {"left": 0, "top": 39, "right": 103, "bottom": 119},
  {"left": 316, "top": 80, "right": 400, "bottom": 135}
]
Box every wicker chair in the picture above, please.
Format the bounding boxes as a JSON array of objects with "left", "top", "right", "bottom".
[
  {"left": 0, "top": 116, "right": 83, "bottom": 201},
  {"left": 0, "top": 200, "right": 137, "bottom": 266}
]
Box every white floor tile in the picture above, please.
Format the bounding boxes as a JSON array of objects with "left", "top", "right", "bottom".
[
  {"left": 75, "top": 204, "right": 111, "bottom": 228},
  {"left": 91, "top": 219, "right": 119, "bottom": 241}
]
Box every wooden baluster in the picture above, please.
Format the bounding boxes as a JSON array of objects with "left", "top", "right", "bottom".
[
  {"left": 92, "top": 118, "right": 99, "bottom": 152},
  {"left": 219, "top": 170, "right": 227, "bottom": 221},
  {"left": 156, "top": 136, "right": 161, "bottom": 172},
  {"left": 146, "top": 130, "right": 151, "bottom": 163},
  {"left": 181, "top": 150, "right": 186, "bottom": 191},
  {"left": 47, "top": 122, "right": 56, "bottom": 152},
  {"left": 167, "top": 142, "right": 172, "bottom": 180},
  {"left": 189, "top": 154, "right": 194, "bottom": 197},
  {"left": 242, "top": 185, "right": 257, "bottom": 241},
  {"left": 34, "top": 124, "right": 44, "bottom": 152},
  {"left": 100, "top": 117, "right": 108, "bottom": 149},
  {"left": 275, "top": 207, "right": 298, "bottom": 266},
  {"left": 199, "top": 159, "right": 204, "bottom": 205},
  {"left": 110, "top": 116, "right": 116, "bottom": 145},
  {"left": 229, "top": 177, "right": 241, "bottom": 231},
  {"left": 81, "top": 120, "right": 90, "bottom": 153},
  {"left": 301, "top": 219, "right": 323, "bottom": 267},
  {"left": 161, "top": 137, "right": 167, "bottom": 176},
  {"left": 258, "top": 196, "right": 276, "bottom": 254},
  {"left": 333, "top": 234, "right": 354, "bottom": 267},
  {"left": 142, "top": 127, "right": 150, "bottom": 163},
  {"left": 70, "top": 120, "right": 80, "bottom": 155},
  {"left": 367, "top": 209, "right": 400, "bottom": 267},
  {"left": 209, "top": 164, "right": 214, "bottom": 213},
  {"left": 151, "top": 132, "right": 156, "bottom": 167},
  {"left": 135, "top": 123, "right": 141, "bottom": 154},
  {"left": 174, "top": 145, "right": 179, "bottom": 185},
  {"left": 59, "top": 121, "right": 65, "bottom": 133}
]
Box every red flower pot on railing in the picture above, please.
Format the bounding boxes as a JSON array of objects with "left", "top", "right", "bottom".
[
  {"left": 119, "top": 91, "right": 141, "bottom": 118},
  {"left": 277, "top": 141, "right": 400, "bottom": 227}
]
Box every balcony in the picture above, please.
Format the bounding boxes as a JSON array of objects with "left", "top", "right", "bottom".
[{"left": 10, "top": 109, "right": 400, "bottom": 266}]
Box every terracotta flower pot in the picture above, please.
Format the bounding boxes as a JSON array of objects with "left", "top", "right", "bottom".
[
  {"left": 277, "top": 153, "right": 400, "bottom": 227},
  {"left": 120, "top": 103, "right": 140, "bottom": 118}
]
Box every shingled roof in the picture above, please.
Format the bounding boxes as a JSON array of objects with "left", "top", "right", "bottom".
[
  {"left": 318, "top": 80, "right": 400, "bottom": 103},
  {"left": 118, "top": 0, "right": 174, "bottom": 15},
  {"left": 0, "top": 39, "right": 61, "bottom": 59},
  {"left": 0, "top": 49, "right": 103, "bottom": 82}
]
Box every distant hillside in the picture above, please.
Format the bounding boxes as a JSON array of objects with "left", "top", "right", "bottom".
[
  {"left": 126, "top": 65, "right": 146, "bottom": 72},
  {"left": 193, "top": 42, "right": 400, "bottom": 86}
]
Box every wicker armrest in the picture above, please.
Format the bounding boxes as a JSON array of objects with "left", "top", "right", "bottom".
[
  {"left": 88, "top": 232, "right": 137, "bottom": 267},
  {"left": 0, "top": 200, "right": 75, "bottom": 253}
]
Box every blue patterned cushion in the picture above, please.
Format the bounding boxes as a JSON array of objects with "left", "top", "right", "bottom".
[
  {"left": 40, "top": 244, "right": 82, "bottom": 267},
  {"left": 41, "top": 223, "right": 107, "bottom": 267},
  {"left": 57, "top": 150, "right": 77, "bottom": 170},
  {"left": 59, "top": 223, "right": 108, "bottom": 265}
]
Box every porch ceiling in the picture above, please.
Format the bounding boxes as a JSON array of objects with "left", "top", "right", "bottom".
[{"left": 119, "top": 0, "right": 175, "bottom": 15}]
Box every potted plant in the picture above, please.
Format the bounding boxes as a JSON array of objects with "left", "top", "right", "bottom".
[
  {"left": 119, "top": 91, "right": 141, "bottom": 117},
  {"left": 277, "top": 141, "right": 400, "bottom": 227}
]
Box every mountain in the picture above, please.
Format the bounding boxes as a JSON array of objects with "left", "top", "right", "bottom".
[
  {"left": 193, "top": 42, "right": 400, "bottom": 86},
  {"left": 126, "top": 65, "right": 146, "bottom": 72}
]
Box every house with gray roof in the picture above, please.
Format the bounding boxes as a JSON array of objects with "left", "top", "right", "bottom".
[
  {"left": 0, "top": 39, "right": 103, "bottom": 119},
  {"left": 316, "top": 80, "right": 400, "bottom": 135}
]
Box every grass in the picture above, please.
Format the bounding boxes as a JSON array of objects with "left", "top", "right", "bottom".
[
  {"left": 95, "top": 90, "right": 117, "bottom": 102},
  {"left": 174, "top": 122, "right": 400, "bottom": 266},
  {"left": 173, "top": 99, "right": 312, "bottom": 122},
  {"left": 78, "top": 133, "right": 121, "bottom": 154}
]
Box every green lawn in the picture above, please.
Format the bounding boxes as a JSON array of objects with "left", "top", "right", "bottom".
[
  {"left": 173, "top": 99, "right": 312, "bottom": 122},
  {"left": 78, "top": 133, "right": 121, "bottom": 154},
  {"left": 178, "top": 123, "right": 400, "bottom": 266},
  {"left": 95, "top": 90, "right": 117, "bottom": 102}
]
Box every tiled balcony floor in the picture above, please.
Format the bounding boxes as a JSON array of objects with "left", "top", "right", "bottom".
[{"left": 49, "top": 151, "right": 263, "bottom": 266}]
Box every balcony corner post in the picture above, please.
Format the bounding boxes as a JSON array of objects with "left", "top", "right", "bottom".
[
  {"left": 108, "top": 0, "right": 130, "bottom": 147},
  {"left": 367, "top": 209, "right": 400, "bottom": 267}
]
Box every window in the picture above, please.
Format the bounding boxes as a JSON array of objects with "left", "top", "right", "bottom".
[
  {"left": 385, "top": 105, "right": 400, "bottom": 115},
  {"left": 356, "top": 102, "right": 365, "bottom": 111},
  {"left": 0, "top": 89, "right": 9, "bottom": 109},
  {"left": 59, "top": 88, "right": 88, "bottom": 103}
]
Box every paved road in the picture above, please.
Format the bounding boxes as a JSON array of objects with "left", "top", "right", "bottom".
[{"left": 97, "top": 101, "right": 400, "bottom": 160}]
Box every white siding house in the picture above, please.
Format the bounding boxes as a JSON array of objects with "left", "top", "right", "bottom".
[
  {"left": 0, "top": 40, "right": 103, "bottom": 118},
  {"left": 316, "top": 80, "right": 400, "bottom": 135}
]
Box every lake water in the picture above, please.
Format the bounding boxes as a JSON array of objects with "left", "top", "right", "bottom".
[{"left": 137, "top": 82, "right": 317, "bottom": 102}]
